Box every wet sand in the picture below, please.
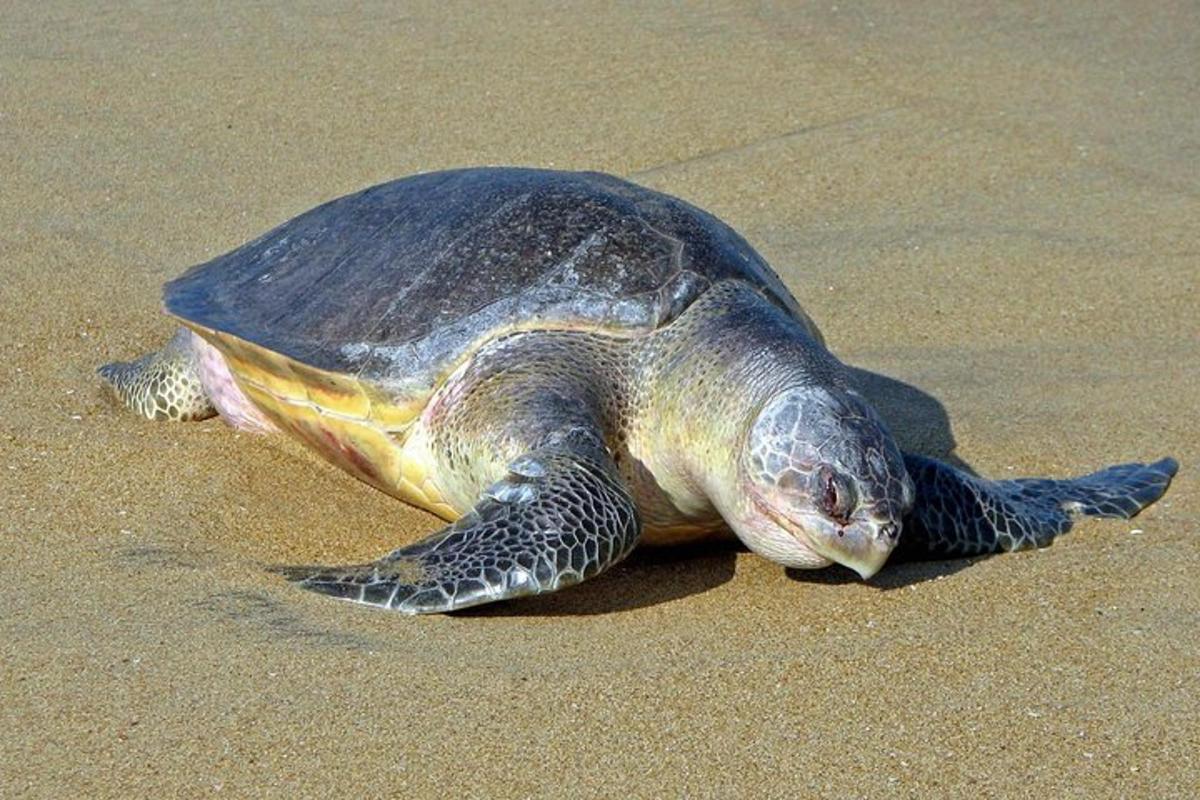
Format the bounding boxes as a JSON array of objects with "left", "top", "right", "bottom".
[{"left": 2, "top": 2, "right": 1197, "bottom": 797}]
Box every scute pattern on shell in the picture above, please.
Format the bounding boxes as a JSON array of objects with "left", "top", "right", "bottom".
[{"left": 164, "top": 168, "right": 801, "bottom": 403}]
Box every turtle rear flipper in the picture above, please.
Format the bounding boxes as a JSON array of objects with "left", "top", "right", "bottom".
[
  {"left": 98, "top": 328, "right": 216, "bottom": 422},
  {"left": 896, "top": 454, "right": 1178, "bottom": 560},
  {"left": 280, "top": 435, "right": 641, "bottom": 614}
]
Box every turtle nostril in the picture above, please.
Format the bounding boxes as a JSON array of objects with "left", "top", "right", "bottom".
[{"left": 879, "top": 522, "right": 899, "bottom": 541}]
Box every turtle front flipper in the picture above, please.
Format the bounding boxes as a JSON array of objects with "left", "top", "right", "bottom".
[
  {"left": 98, "top": 328, "right": 216, "bottom": 422},
  {"left": 895, "top": 454, "right": 1178, "bottom": 560},
  {"left": 281, "top": 435, "right": 641, "bottom": 614}
]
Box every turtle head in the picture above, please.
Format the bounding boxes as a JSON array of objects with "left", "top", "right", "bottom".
[{"left": 733, "top": 386, "right": 915, "bottom": 579}]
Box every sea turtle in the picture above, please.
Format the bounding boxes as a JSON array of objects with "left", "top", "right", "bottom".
[{"left": 99, "top": 167, "right": 1177, "bottom": 614}]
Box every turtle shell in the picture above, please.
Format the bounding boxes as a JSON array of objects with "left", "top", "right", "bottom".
[{"left": 166, "top": 168, "right": 804, "bottom": 422}]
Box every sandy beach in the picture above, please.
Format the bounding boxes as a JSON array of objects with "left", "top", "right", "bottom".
[{"left": 2, "top": 2, "right": 1197, "bottom": 797}]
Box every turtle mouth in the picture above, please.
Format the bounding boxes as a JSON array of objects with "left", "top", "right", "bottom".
[
  {"left": 746, "top": 488, "right": 828, "bottom": 555},
  {"left": 746, "top": 488, "right": 891, "bottom": 579}
]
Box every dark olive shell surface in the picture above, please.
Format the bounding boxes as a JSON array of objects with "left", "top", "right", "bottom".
[{"left": 165, "top": 167, "right": 801, "bottom": 396}]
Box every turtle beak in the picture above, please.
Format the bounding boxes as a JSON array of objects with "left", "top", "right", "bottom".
[
  {"left": 751, "top": 494, "right": 900, "bottom": 577},
  {"left": 842, "top": 546, "right": 889, "bottom": 580},
  {"left": 807, "top": 518, "right": 899, "bottom": 580}
]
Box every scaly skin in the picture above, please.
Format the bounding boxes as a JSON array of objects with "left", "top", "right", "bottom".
[
  {"left": 98, "top": 329, "right": 215, "bottom": 422},
  {"left": 422, "top": 281, "right": 855, "bottom": 541},
  {"left": 279, "top": 281, "right": 898, "bottom": 611},
  {"left": 411, "top": 279, "right": 913, "bottom": 579}
]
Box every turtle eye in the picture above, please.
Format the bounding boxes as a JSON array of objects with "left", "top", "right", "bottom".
[{"left": 815, "top": 467, "right": 855, "bottom": 523}]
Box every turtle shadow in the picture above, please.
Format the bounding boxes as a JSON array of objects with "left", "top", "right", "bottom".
[
  {"left": 846, "top": 366, "right": 975, "bottom": 474},
  {"left": 464, "top": 540, "right": 981, "bottom": 618},
  {"left": 456, "top": 539, "right": 740, "bottom": 618},
  {"left": 785, "top": 555, "right": 980, "bottom": 590}
]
